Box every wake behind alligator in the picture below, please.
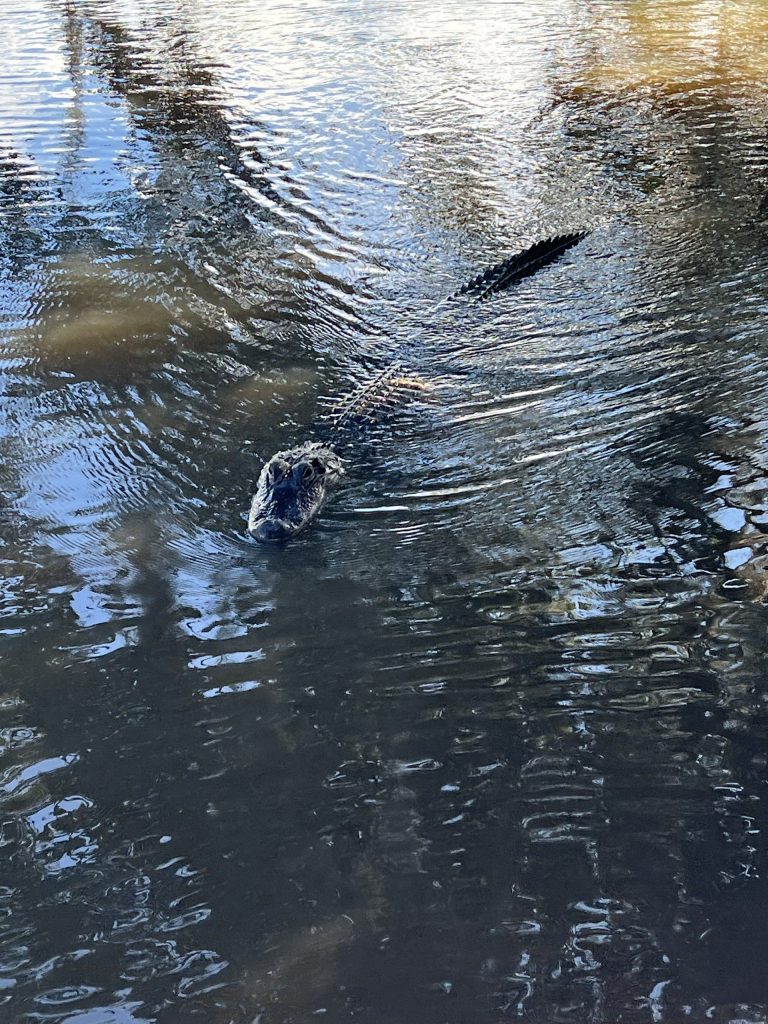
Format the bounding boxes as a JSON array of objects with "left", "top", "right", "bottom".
[{"left": 248, "top": 232, "right": 589, "bottom": 543}]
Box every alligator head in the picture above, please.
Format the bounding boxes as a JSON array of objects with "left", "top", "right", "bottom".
[{"left": 248, "top": 442, "right": 345, "bottom": 543}]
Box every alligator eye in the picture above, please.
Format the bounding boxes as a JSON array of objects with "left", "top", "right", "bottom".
[
  {"left": 267, "top": 460, "right": 288, "bottom": 484},
  {"left": 294, "top": 462, "right": 314, "bottom": 483},
  {"left": 310, "top": 458, "right": 326, "bottom": 475}
]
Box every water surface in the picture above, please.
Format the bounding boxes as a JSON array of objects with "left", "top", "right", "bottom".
[{"left": 3, "top": 2, "right": 768, "bottom": 1021}]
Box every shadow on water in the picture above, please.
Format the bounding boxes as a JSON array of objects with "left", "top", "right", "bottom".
[{"left": 4, "top": 1, "right": 768, "bottom": 1023}]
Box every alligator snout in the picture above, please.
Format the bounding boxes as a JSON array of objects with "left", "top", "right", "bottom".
[{"left": 249, "top": 517, "right": 293, "bottom": 543}]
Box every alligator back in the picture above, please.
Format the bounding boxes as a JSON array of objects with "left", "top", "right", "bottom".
[{"left": 318, "top": 362, "right": 429, "bottom": 434}]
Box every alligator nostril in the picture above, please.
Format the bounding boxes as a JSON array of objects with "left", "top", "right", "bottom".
[{"left": 250, "top": 518, "right": 290, "bottom": 543}]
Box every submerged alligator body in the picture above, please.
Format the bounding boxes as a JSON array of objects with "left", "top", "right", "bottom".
[{"left": 248, "top": 231, "right": 589, "bottom": 543}]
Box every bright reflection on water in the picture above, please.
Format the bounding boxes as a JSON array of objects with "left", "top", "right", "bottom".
[{"left": 3, "top": 1, "right": 768, "bottom": 1021}]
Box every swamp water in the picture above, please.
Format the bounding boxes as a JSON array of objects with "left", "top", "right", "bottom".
[{"left": 3, "top": 2, "right": 768, "bottom": 1021}]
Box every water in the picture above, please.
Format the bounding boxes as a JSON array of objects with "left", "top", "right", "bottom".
[{"left": 2, "top": 1, "right": 768, "bottom": 1021}]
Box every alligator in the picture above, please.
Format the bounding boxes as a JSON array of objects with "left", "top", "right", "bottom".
[{"left": 248, "top": 231, "right": 589, "bottom": 543}]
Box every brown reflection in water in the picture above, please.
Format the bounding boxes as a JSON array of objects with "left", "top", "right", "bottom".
[
  {"left": 548, "top": 1, "right": 768, "bottom": 214},
  {"left": 8, "top": 251, "right": 240, "bottom": 382},
  {"left": 567, "top": 1, "right": 768, "bottom": 97}
]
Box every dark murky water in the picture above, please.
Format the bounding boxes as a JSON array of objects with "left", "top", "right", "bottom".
[{"left": 3, "top": 2, "right": 768, "bottom": 1021}]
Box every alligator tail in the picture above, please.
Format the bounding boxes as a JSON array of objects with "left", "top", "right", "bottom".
[{"left": 450, "top": 230, "right": 589, "bottom": 302}]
